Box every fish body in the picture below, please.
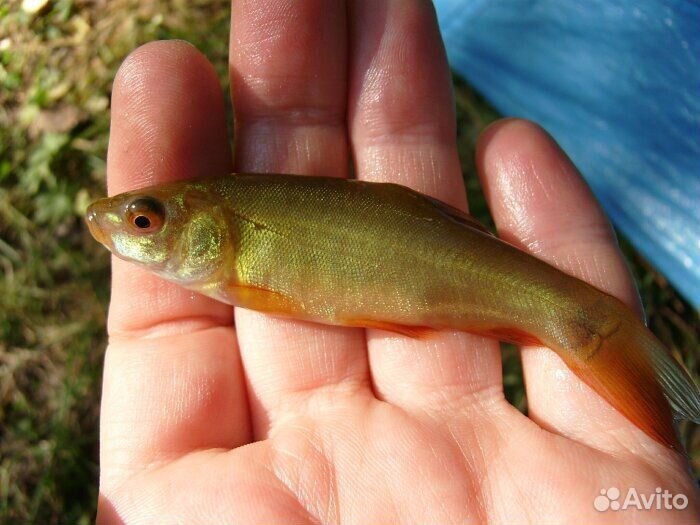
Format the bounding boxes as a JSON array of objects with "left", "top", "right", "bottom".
[{"left": 86, "top": 173, "right": 700, "bottom": 448}]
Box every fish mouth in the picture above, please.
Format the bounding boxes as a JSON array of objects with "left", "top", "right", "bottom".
[{"left": 85, "top": 202, "right": 111, "bottom": 247}]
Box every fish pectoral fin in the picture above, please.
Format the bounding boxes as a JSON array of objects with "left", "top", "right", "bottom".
[
  {"left": 229, "top": 283, "right": 300, "bottom": 316},
  {"left": 348, "top": 319, "right": 436, "bottom": 339},
  {"left": 559, "top": 322, "right": 680, "bottom": 450}
]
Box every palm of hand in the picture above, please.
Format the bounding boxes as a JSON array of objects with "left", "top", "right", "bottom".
[
  {"left": 97, "top": 1, "right": 698, "bottom": 523},
  {"left": 101, "top": 385, "right": 697, "bottom": 523}
]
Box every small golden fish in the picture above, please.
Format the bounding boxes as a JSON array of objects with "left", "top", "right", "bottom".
[{"left": 86, "top": 173, "right": 700, "bottom": 448}]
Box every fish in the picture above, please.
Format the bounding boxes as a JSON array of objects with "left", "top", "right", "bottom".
[{"left": 86, "top": 173, "right": 700, "bottom": 449}]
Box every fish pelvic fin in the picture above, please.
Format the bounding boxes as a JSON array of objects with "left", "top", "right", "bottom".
[
  {"left": 343, "top": 318, "right": 437, "bottom": 339},
  {"left": 559, "top": 312, "right": 699, "bottom": 450}
]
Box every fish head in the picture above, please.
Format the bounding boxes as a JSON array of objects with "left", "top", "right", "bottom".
[{"left": 86, "top": 184, "right": 229, "bottom": 285}]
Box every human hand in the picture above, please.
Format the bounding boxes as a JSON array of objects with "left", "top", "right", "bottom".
[{"left": 96, "top": 1, "right": 699, "bottom": 523}]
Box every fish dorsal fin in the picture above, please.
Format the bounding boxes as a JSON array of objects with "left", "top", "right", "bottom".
[{"left": 424, "top": 195, "right": 493, "bottom": 236}]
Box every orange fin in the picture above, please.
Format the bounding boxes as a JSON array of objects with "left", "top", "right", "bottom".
[
  {"left": 227, "top": 283, "right": 301, "bottom": 316},
  {"left": 559, "top": 320, "right": 679, "bottom": 450},
  {"left": 466, "top": 326, "right": 542, "bottom": 347},
  {"left": 348, "top": 319, "right": 436, "bottom": 339},
  {"left": 424, "top": 195, "right": 493, "bottom": 236}
]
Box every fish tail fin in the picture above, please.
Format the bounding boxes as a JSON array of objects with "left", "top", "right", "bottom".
[
  {"left": 642, "top": 329, "right": 700, "bottom": 424},
  {"left": 560, "top": 315, "right": 699, "bottom": 450}
]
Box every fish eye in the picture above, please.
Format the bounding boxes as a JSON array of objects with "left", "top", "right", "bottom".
[{"left": 125, "top": 197, "right": 165, "bottom": 233}]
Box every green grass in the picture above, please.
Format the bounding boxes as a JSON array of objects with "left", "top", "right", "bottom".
[{"left": 0, "top": 1, "right": 698, "bottom": 523}]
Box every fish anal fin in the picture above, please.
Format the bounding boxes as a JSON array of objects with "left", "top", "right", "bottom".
[
  {"left": 349, "top": 321, "right": 541, "bottom": 344},
  {"left": 560, "top": 324, "right": 679, "bottom": 450},
  {"left": 349, "top": 319, "right": 436, "bottom": 339}
]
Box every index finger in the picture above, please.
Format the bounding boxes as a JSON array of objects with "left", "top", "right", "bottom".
[{"left": 99, "top": 41, "right": 250, "bottom": 491}]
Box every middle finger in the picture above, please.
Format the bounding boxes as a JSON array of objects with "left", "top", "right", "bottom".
[{"left": 229, "top": 0, "right": 371, "bottom": 438}]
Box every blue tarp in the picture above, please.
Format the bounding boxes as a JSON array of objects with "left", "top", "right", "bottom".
[{"left": 434, "top": 0, "right": 700, "bottom": 308}]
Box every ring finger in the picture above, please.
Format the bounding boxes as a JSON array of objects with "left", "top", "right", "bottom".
[{"left": 347, "top": 0, "right": 505, "bottom": 415}]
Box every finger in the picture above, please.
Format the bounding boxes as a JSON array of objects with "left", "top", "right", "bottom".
[
  {"left": 100, "top": 41, "right": 250, "bottom": 490},
  {"left": 229, "top": 0, "right": 371, "bottom": 437},
  {"left": 476, "top": 118, "right": 656, "bottom": 452},
  {"left": 347, "top": 0, "right": 504, "bottom": 413}
]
